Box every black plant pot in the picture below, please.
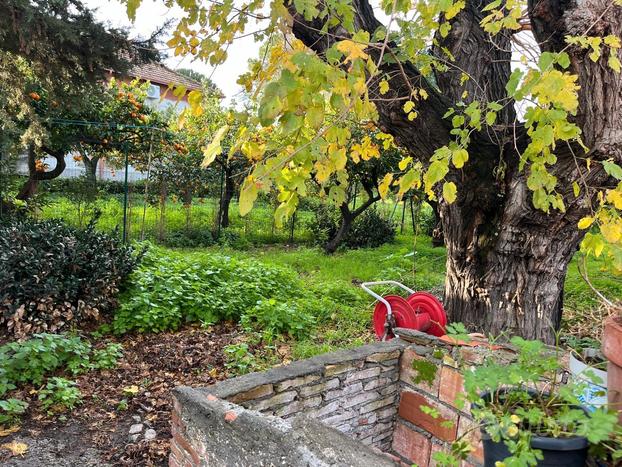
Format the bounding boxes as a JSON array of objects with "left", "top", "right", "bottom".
[
  {"left": 482, "top": 432, "right": 588, "bottom": 467},
  {"left": 479, "top": 389, "right": 589, "bottom": 467}
]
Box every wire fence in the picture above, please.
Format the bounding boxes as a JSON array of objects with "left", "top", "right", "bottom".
[{"left": 21, "top": 163, "right": 427, "bottom": 247}]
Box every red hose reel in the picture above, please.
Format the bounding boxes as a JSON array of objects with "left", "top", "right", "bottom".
[{"left": 362, "top": 281, "right": 447, "bottom": 341}]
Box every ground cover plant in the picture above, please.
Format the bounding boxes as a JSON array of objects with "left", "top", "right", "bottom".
[
  {"left": 0, "top": 215, "right": 141, "bottom": 337},
  {"left": 0, "top": 333, "right": 122, "bottom": 424}
]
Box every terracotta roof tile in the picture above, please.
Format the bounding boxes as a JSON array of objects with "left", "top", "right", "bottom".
[{"left": 129, "top": 62, "right": 202, "bottom": 91}]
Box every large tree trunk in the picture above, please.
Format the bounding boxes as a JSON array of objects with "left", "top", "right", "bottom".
[{"left": 290, "top": 0, "right": 622, "bottom": 342}]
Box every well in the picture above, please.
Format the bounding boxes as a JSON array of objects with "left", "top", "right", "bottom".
[{"left": 170, "top": 332, "right": 490, "bottom": 466}]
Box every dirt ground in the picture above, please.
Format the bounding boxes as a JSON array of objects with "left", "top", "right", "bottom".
[{"left": 0, "top": 324, "right": 239, "bottom": 466}]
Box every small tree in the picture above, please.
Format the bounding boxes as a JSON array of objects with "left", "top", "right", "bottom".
[{"left": 317, "top": 124, "right": 404, "bottom": 252}]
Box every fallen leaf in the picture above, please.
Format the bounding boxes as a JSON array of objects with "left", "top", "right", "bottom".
[
  {"left": 0, "top": 426, "right": 20, "bottom": 437},
  {"left": 1, "top": 441, "right": 28, "bottom": 456}
]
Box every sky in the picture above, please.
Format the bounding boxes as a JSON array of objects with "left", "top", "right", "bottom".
[{"left": 83, "top": 0, "right": 261, "bottom": 104}]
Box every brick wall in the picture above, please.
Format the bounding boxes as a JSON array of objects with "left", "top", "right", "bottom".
[
  {"left": 170, "top": 332, "right": 518, "bottom": 467},
  {"left": 170, "top": 340, "right": 406, "bottom": 466}
]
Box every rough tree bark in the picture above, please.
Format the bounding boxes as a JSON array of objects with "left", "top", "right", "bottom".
[{"left": 291, "top": 0, "right": 622, "bottom": 341}]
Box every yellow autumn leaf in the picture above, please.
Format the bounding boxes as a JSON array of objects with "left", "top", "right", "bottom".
[
  {"left": 601, "top": 223, "right": 622, "bottom": 243},
  {"left": 336, "top": 40, "right": 368, "bottom": 63},
  {"left": 379, "top": 80, "right": 389, "bottom": 95},
  {"left": 379, "top": 173, "right": 393, "bottom": 199},
  {"left": 443, "top": 181, "right": 457, "bottom": 203},
  {"left": 201, "top": 125, "right": 229, "bottom": 168},
  {"left": 578, "top": 216, "right": 594, "bottom": 229},
  {"left": 123, "top": 385, "right": 140, "bottom": 396},
  {"left": 452, "top": 148, "right": 469, "bottom": 169},
  {"left": 403, "top": 101, "right": 415, "bottom": 113},
  {"left": 607, "top": 189, "right": 622, "bottom": 209},
  {"left": 0, "top": 426, "right": 20, "bottom": 437}
]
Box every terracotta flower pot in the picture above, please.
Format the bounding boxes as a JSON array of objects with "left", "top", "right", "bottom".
[{"left": 602, "top": 316, "right": 622, "bottom": 422}]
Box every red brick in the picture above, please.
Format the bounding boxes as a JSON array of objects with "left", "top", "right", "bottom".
[
  {"left": 224, "top": 410, "right": 238, "bottom": 422},
  {"left": 392, "top": 421, "right": 431, "bottom": 467},
  {"left": 400, "top": 349, "right": 440, "bottom": 396},
  {"left": 172, "top": 432, "right": 201, "bottom": 465},
  {"left": 458, "top": 415, "right": 484, "bottom": 465},
  {"left": 439, "top": 366, "right": 468, "bottom": 411},
  {"left": 398, "top": 390, "right": 457, "bottom": 441}
]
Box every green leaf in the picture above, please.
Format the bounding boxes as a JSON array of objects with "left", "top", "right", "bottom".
[
  {"left": 443, "top": 181, "right": 457, "bottom": 203},
  {"left": 506, "top": 69, "right": 523, "bottom": 96},
  {"left": 603, "top": 160, "right": 622, "bottom": 180}
]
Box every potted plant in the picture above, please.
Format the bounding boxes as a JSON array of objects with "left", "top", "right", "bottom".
[
  {"left": 603, "top": 307, "right": 622, "bottom": 423},
  {"left": 437, "top": 337, "right": 621, "bottom": 466},
  {"left": 565, "top": 335, "right": 608, "bottom": 410}
]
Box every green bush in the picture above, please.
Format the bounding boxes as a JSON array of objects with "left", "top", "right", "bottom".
[
  {"left": 240, "top": 298, "right": 317, "bottom": 340},
  {"left": 113, "top": 248, "right": 305, "bottom": 333},
  {"left": 0, "top": 333, "right": 121, "bottom": 423},
  {"left": 0, "top": 215, "right": 142, "bottom": 336},
  {"left": 38, "top": 377, "right": 82, "bottom": 413},
  {"left": 164, "top": 228, "right": 215, "bottom": 248},
  {"left": 309, "top": 205, "right": 396, "bottom": 250}
]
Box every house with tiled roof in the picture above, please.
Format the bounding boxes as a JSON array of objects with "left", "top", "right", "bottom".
[{"left": 115, "top": 62, "right": 202, "bottom": 112}]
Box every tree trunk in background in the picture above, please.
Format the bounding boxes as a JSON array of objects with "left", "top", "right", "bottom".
[
  {"left": 16, "top": 146, "right": 66, "bottom": 202},
  {"left": 158, "top": 183, "right": 167, "bottom": 242},
  {"left": 325, "top": 193, "right": 380, "bottom": 253},
  {"left": 325, "top": 210, "right": 354, "bottom": 254},
  {"left": 218, "top": 166, "right": 235, "bottom": 229},
  {"left": 427, "top": 200, "right": 444, "bottom": 247},
  {"left": 290, "top": 0, "right": 622, "bottom": 342},
  {"left": 82, "top": 156, "right": 100, "bottom": 187}
]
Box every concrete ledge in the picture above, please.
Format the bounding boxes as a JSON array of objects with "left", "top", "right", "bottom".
[{"left": 172, "top": 386, "right": 397, "bottom": 466}]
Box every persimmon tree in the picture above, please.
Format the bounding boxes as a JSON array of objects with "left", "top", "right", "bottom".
[
  {"left": 15, "top": 80, "right": 171, "bottom": 201},
  {"left": 125, "top": 0, "right": 622, "bottom": 342}
]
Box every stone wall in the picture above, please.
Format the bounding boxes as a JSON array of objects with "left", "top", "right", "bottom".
[
  {"left": 170, "top": 340, "right": 406, "bottom": 466},
  {"left": 170, "top": 332, "right": 509, "bottom": 467}
]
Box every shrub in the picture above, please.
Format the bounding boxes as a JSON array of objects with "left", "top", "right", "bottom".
[
  {"left": 37, "top": 377, "right": 82, "bottom": 413},
  {"left": 0, "top": 333, "right": 121, "bottom": 423},
  {"left": 240, "top": 298, "right": 317, "bottom": 341},
  {"left": 223, "top": 343, "right": 257, "bottom": 375},
  {"left": 113, "top": 248, "right": 304, "bottom": 333},
  {"left": 0, "top": 215, "right": 142, "bottom": 336},
  {"left": 309, "top": 205, "right": 396, "bottom": 250},
  {"left": 164, "top": 228, "right": 214, "bottom": 248},
  {"left": 0, "top": 398, "right": 29, "bottom": 426}
]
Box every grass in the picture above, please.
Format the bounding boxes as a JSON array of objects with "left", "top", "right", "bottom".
[
  {"left": 191, "top": 235, "right": 621, "bottom": 357},
  {"left": 38, "top": 194, "right": 621, "bottom": 347},
  {"left": 38, "top": 195, "right": 317, "bottom": 244}
]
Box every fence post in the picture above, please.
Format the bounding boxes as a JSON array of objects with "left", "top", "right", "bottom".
[
  {"left": 122, "top": 147, "right": 129, "bottom": 244},
  {"left": 216, "top": 164, "right": 224, "bottom": 239}
]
